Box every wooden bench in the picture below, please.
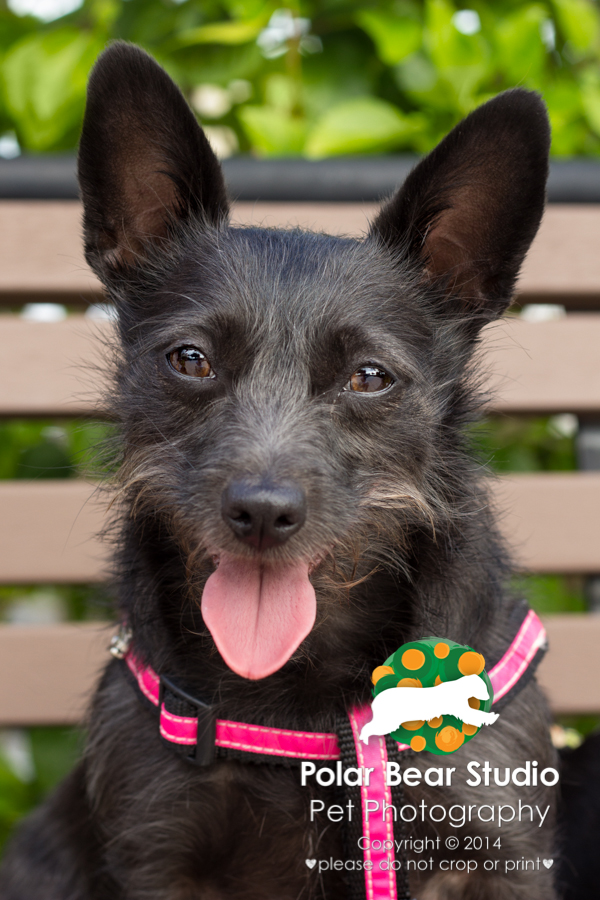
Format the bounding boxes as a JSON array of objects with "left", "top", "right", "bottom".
[{"left": 1, "top": 201, "right": 599, "bottom": 726}]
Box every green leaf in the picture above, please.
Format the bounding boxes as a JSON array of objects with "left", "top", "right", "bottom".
[
  {"left": 237, "top": 104, "right": 307, "bottom": 155},
  {"left": 3, "top": 28, "right": 103, "bottom": 151},
  {"left": 171, "top": 42, "right": 263, "bottom": 87},
  {"left": 395, "top": 52, "right": 438, "bottom": 94},
  {"left": 0, "top": 9, "right": 38, "bottom": 51},
  {"left": 518, "top": 574, "right": 585, "bottom": 614},
  {"left": 579, "top": 67, "right": 600, "bottom": 137},
  {"left": 356, "top": 9, "right": 421, "bottom": 66},
  {"left": 425, "top": 0, "right": 487, "bottom": 68},
  {"left": 170, "top": 16, "right": 266, "bottom": 49},
  {"left": 423, "top": 0, "right": 490, "bottom": 109},
  {"left": 552, "top": 0, "right": 600, "bottom": 54},
  {"left": 264, "top": 74, "right": 298, "bottom": 113},
  {"left": 87, "top": 0, "right": 120, "bottom": 32},
  {"left": 221, "top": 0, "right": 272, "bottom": 19},
  {"left": 305, "top": 96, "right": 425, "bottom": 158},
  {"left": 0, "top": 760, "right": 34, "bottom": 853},
  {"left": 302, "top": 30, "right": 376, "bottom": 118},
  {"left": 544, "top": 78, "right": 587, "bottom": 155},
  {"left": 16, "top": 440, "right": 74, "bottom": 479},
  {"left": 493, "top": 5, "right": 549, "bottom": 86},
  {"left": 29, "top": 727, "right": 82, "bottom": 795}
]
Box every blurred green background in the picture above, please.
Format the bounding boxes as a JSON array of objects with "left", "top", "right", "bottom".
[
  {"left": 0, "top": 0, "right": 599, "bottom": 157},
  {"left": 1, "top": 0, "right": 599, "bottom": 857}
]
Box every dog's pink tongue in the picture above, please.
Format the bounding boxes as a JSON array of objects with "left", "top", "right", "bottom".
[{"left": 201, "top": 554, "right": 316, "bottom": 680}]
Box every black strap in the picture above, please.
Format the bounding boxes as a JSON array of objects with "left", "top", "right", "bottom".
[
  {"left": 161, "top": 677, "right": 300, "bottom": 767},
  {"left": 336, "top": 714, "right": 411, "bottom": 900},
  {"left": 385, "top": 737, "right": 412, "bottom": 900},
  {"left": 337, "top": 713, "right": 365, "bottom": 900}
]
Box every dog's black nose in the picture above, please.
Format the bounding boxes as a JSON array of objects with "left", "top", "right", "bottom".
[{"left": 221, "top": 479, "right": 306, "bottom": 550}]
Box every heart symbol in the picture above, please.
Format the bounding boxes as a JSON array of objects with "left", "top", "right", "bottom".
[
  {"left": 305, "top": 859, "right": 316, "bottom": 869},
  {"left": 543, "top": 860, "right": 554, "bottom": 869}
]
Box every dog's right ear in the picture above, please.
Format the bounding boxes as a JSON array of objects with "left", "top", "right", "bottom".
[{"left": 78, "top": 42, "right": 229, "bottom": 278}]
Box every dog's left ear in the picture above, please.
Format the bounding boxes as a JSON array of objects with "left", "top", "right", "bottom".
[
  {"left": 78, "top": 42, "right": 229, "bottom": 277},
  {"left": 371, "top": 89, "right": 550, "bottom": 332}
]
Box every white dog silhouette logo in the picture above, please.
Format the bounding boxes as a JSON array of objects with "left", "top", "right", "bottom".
[{"left": 359, "top": 673, "right": 498, "bottom": 745}]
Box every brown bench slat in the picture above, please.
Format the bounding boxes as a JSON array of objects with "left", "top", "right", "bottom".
[
  {"left": 0, "top": 202, "right": 599, "bottom": 307},
  {"left": 484, "top": 314, "right": 600, "bottom": 414},
  {"left": 0, "top": 622, "right": 110, "bottom": 725},
  {"left": 0, "top": 616, "right": 593, "bottom": 725},
  {"left": 0, "top": 315, "right": 108, "bottom": 416},
  {"left": 494, "top": 473, "right": 600, "bottom": 573},
  {"left": 0, "top": 481, "right": 109, "bottom": 582},
  {"left": 1, "top": 474, "right": 600, "bottom": 582},
  {"left": 538, "top": 615, "right": 600, "bottom": 714},
  {"left": 2, "top": 313, "right": 600, "bottom": 417},
  {"left": 0, "top": 202, "right": 98, "bottom": 303}
]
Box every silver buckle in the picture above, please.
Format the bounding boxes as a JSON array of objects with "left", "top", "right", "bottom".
[{"left": 109, "top": 625, "right": 132, "bottom": 659}]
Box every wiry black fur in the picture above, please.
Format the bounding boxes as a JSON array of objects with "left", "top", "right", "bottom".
[{"left": 0, "top": 43, "right": 559, "bottom": 900}]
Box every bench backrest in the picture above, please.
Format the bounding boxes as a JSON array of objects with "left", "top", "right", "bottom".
[{"left": 1, "top": 201, "right": 599, "bottom": 723}]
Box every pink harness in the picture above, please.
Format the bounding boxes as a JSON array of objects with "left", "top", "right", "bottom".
[{"left": 123, "top": 609, "right": 547, "bottom": 900}]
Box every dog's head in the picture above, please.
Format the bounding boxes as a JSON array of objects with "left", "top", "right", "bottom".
[{"left": 78, "top": 43, "right": 549, "bottom": 686}]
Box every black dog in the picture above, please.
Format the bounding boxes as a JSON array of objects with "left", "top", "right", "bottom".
[{"left": 0, "top": 42, "right": 558, "bottom": 900}]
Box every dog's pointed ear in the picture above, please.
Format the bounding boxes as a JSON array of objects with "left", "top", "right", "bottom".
[
  {"left": 370, "top": 90, "right": 550, "bottom": 333},
  {"left": 78, "top": 42, "right": 229, "bottom": 277}
]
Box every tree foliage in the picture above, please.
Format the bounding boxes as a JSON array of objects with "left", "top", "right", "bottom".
[{"left": 0, "top": 0, "right": 599, "bottom": 156}]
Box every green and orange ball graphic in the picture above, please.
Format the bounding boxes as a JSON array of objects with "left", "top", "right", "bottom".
[{"left": 371, "top": 638, "right": 493, "bottom": 755}]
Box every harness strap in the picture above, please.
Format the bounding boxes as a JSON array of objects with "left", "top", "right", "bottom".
[
  {"left": 349, "top": 706, "right": 399, "bottom": 900},
  {"left": 121, "top": 606, "right": 547, "bottom": 900},
  {"left": 489, "top": 608, "right": 547, "bottom": 706},
  {"left": 337, "top": 715, "right": 368, "bottom": 900},
  {"left": 126, "top": 608, "right": 546, "bottom": 761},
  {"left": 336, "top": 715, "right": 411, "bottom": 900},
  {"left": 126, "top": 654, "right": 341, "bottom": 760}
]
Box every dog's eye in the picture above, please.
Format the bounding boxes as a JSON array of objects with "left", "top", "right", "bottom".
[
  {"left": 168, "top": 346, "right": 214, "bottom": 378},
  {"left": 345, "top": 365, "right": 393, "bottom": 394}
]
